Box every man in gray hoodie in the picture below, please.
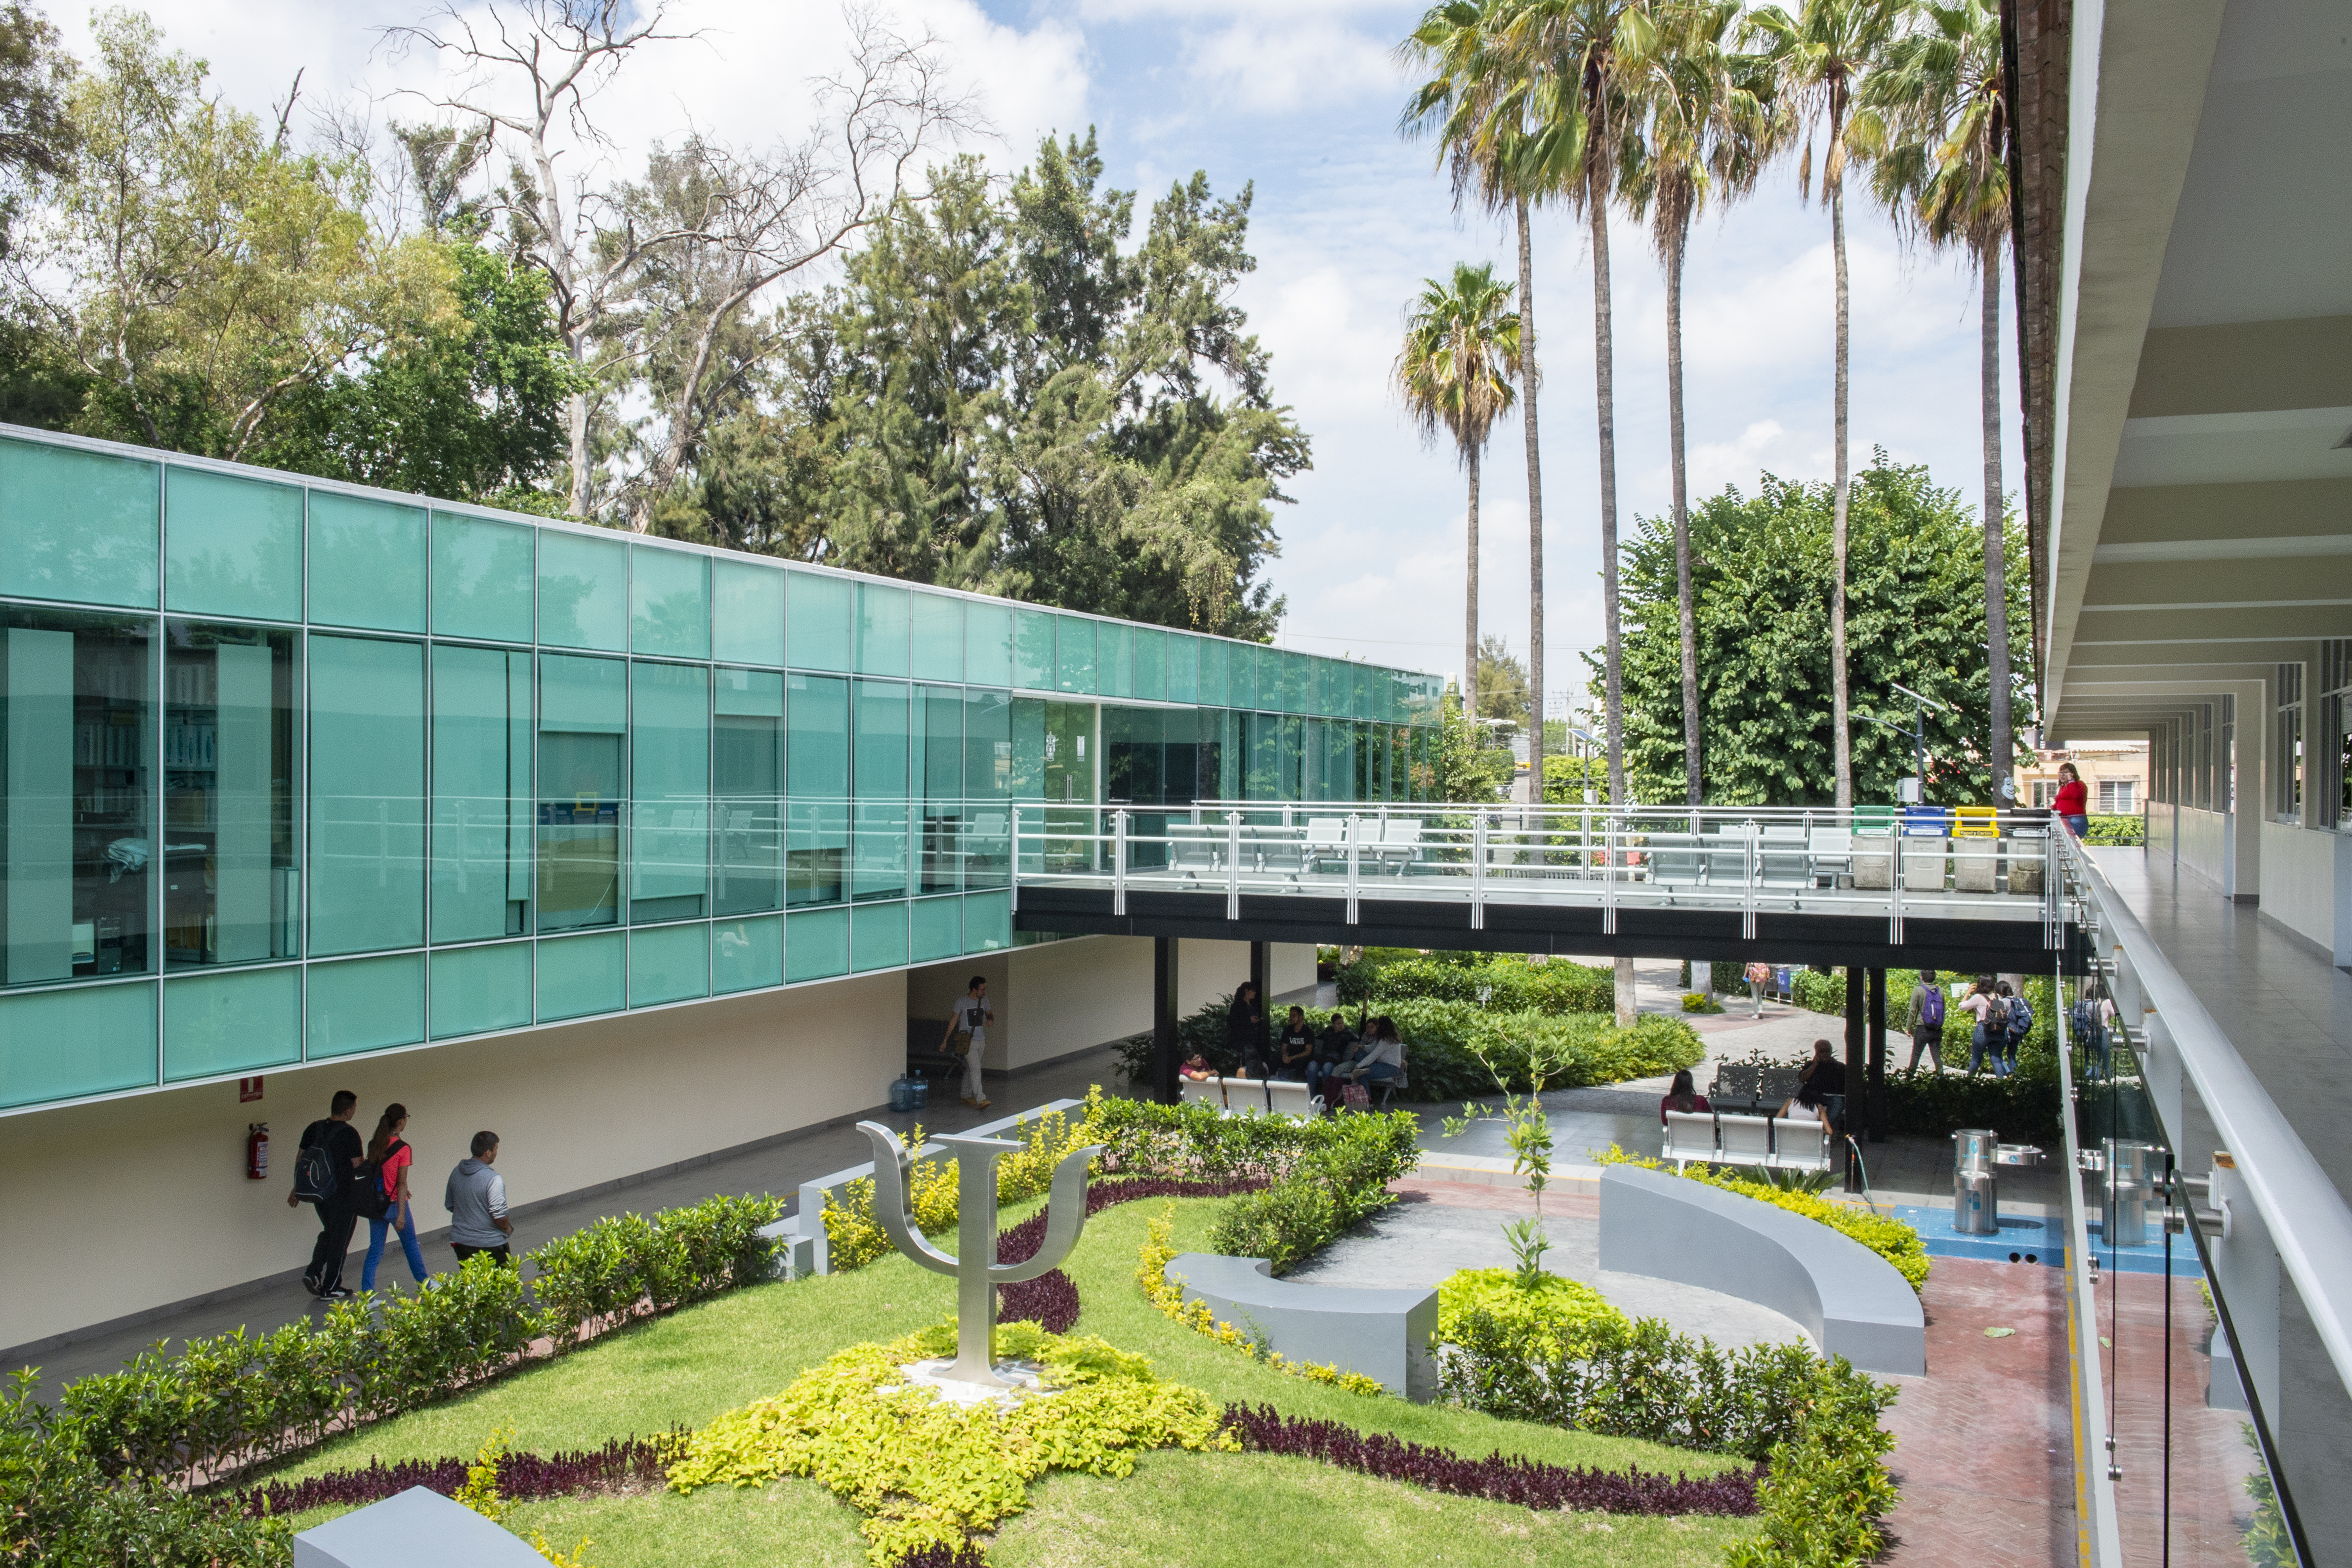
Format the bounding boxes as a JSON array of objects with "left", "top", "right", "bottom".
[{"left": 445, "top": 1130, "right": 514, "bottom": 1265}]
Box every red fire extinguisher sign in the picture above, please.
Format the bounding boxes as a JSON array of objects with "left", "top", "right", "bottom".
[{"left": 239, "top": 1075, "right": 264, "bottom": 1103}]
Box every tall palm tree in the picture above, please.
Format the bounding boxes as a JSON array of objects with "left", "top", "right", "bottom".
[
  {"left": 1400, "top": 0, "right": 1554, "bottom": 802},
  {"left": 1619, "top": 3, "right": 1784, "bottom": 804},
  {"left": 1854, "top": 0, "right": 2013, "bottom": 801},
  {"left": 1504, "top": 0, "right": 1657, "bottom": 822},
  {"left": 1748, "top": 0, "right": 1910, "bottom": 808},
  {"left": 1395, "top": 262, "right": 1523, "bottom": 728}
]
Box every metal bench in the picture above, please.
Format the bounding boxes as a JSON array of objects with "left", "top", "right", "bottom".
[{"left": 1663, "top": 1110, "right": 1719, "bottom": 1170}]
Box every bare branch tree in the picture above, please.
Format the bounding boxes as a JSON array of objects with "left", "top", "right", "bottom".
[{"left": 380, "top": 0, "right": 973, "bottom": 525}]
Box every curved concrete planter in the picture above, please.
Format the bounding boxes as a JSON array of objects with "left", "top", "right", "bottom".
[
  {"left": 1597, "top": 1165, "right": 1926, "bottom": 1375},
  {"left": 1165, "top": 1252, "right": 1438, "bottom": 1399}
]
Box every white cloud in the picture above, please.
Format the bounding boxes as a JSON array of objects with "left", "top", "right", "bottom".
[{"left": 1181, "top": 16, "right": 1400, "bottom": 115}]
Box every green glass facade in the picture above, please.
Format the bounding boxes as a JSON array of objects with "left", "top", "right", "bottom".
[{"left": 0, "top": 427, "right": 1441, "bottom": 1113}]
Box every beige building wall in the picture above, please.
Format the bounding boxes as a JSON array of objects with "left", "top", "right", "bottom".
[
  {"left": 0, "top": 971, "right": 906, "bottom": 1353},
  {"left": 904, "top": 936, "right": 1264, "bottom": 1073}
]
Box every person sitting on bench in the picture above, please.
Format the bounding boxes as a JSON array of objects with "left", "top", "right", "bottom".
[
  {"left": 1659, "top": 1068, "right": 1712, "bottom": 1125},
  {"left": 1324, "top": 1016, "right": 1405, "bottom": 1097},
  {"left": 1780, "top": 1038, "right": 1846, "bottom": 1134}
]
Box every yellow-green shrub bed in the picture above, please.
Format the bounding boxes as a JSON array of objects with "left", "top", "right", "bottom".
[{"left": 1436, "top": 1269, "right": 1632, "bottom": 1355}]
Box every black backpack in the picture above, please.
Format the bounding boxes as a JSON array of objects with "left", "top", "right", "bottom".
[
  {"left": 348, "top": 1140, "right": 399, "bottom": 1221},
  {"left": 291, "top": 1123, "right": 339, "bottom": 1204}
]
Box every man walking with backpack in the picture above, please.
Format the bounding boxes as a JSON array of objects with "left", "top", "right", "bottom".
[
  {"left": 1903, "top": 970, "right": 1946, "bottom": 1073},
  {"left": 1999, "top": 981, "right": 2035, "bottom": 1077},
  {"left": 287, "top": 1089, "right": 365, "bottom": 1299}
]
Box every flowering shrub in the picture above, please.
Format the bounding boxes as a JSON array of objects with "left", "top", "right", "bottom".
[
  {"left": 665, "top": 1321, "right": 1235, "bottom": 1565},
  {"left": 1223, "top": 1404, "right": 1760, "bottom": 1516},
  {"left": 1435, "top": 1269, "right": 1631, "bottom": 1357},
  {"left": 1136, "top": 1207, "right": 1387, "bottom": 1397},
  {"left": 1593, "top": 1145, "right": 1930, "bottom": 1292},
  {"left": 240, "top": 1433, "right": 685, "bottom": 1517}
]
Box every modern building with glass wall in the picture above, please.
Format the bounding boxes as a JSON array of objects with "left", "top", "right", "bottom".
[{"left": 0, "top": 424, "right": 1439, "bottom": 1352}]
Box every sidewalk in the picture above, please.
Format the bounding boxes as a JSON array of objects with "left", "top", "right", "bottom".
[{"left": 12, "top": 1046, "right": 1134, "bottom": 1403}]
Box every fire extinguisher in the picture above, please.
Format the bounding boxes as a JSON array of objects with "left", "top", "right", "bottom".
[{"left": 247, "top": 1122, "right": 269, "bottom": 1180}]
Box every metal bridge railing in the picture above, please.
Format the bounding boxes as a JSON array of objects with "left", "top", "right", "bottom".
[{"left": 1000, "top": 800, "right": 2063, "bottom": 943}]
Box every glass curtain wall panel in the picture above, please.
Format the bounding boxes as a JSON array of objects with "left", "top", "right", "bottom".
[
  {"left": 306, "top": 952, "right": 426, "bottom": 1058},
  {"left": 785, "top": 906, "right": 848, "bottom": 981},
  {"left": 786, "top": 674, "right": 849, "bottom": 906},
  {"left": 1196, "top": 639, "right": 1226, "bottom": 708},
  {"left": 0, "top": 981, "right": 156, "bottom": 1107},
  {"left": 1161, "top": 708, "right": 1198, "bottom": 807},
  {"left": 431, "top": 646, "right": 533, "bottom": 941},
  {"left": 910, "top": 591, "right": 964, "bottom": 682},
  {"left": 431, "top": 512, "right": 534, "bottom": 643},
  {"left": 1281, "top": 650, "right": 1308, "bottom": 714},
  {"left": 163, "top": 623, "right": 295, "bottom": 969},
  {"left": 917, "top": 686, "right": 964, "bottom": 894},
  {"left": 2, "top": 609, "right": 151, "bottom": 986},
  {"left": 909, "top": 895, "right": 960, "bottom": 962},
  {"left": 787, "top": 571, "right": 852, "bottom": 671},
  {"left": 0, "top": 437, "right": 159, "bottom": 608},
  {"left": 536, "top": 654, "right": 625, "bottom": 931},
  {"left": 1227, "top": 643, "right": 1257, "bottom": 712},
  {"left": 962, "top": 690, "right": 1010, "bottom": 888},
  {"left": 713, "top": 913, "right": 783, "bottom": 992},
  {"left": 856, "top": 583, "right": 909, "bottom": 677},
  {"left": 1105, "top": 706, "right": 1164, "bottom": 806},
  {"left": 630, "top": 545, "right": 709, "bottom": 658},
  {"left": 164, "top": 965, "right": 299, "bottom": 1080},
  {"left": 712, "top": 558, "right": 786, "bottom": 667},
  {"left": 630, "top": 920, "right": 707, "bottom": 1005},
  {"left": 430, "top": 940, "right": 532, "bottom": 1038},
  {"left": 1041, "top": 700, "right": 1097, "bottom": 873},
  {"left": 1166, "top": 635, "right": 1199, "bottom": 704},
  {"left": 630, "top": 661, "right": 710, "bottom": 921},
  {"left": 1131, "top": 627, "right": 1167, "bottom": 702},
  {"left": 851, "top": 901, "right": 907, "bottom": 972},
  {"left": 966, "top": 602, "right": 1012, "bottom": 687},
  {"left": 537, "top": 530, "right": 627, "bottom": 651},
  {"left": 1247, "top": 710, "right": 1279, "bottom": 801},
  {"left": 1013, "top": 610, "right": 1055, "bottom": 690},
  {"left": 1055, "top": 617, "right": 1096, "bottom": 695},
  {"left": 308, "top": 636, "right": 425, "bottom": 956},
  {"left": 163, "top": 467, "right": 303, "bottom": 623},
  {"left": 308, "top": 493, "right": 425, "bottom": 634},
  {"left": 852, "top": 678, "right": 910, "bottom": 901},
  {"left": 537, "top": 930, "right": 624, "bottom": 1020},
  {"left": 714, "top": 668, "right": 784, "bottom": 916},
  {"left": 1097, "top": 622, "right": 1131, "bottom": 698}
]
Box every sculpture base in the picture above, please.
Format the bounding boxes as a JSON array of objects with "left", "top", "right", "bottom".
[{"left": 895, "top": 1357, "right": 1057, "bottom": 1410}]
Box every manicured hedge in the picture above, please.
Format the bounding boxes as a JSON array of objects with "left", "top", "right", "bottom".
[
  {"left": 1337, "top": 951, "right": 1615, "bottom": 1013},
  {"left": 5, "top": 1191, "right": 783, "bottom": 1566},
  {"left": 1377, "top": 999, "right": 1704, "bottom": 1101}
]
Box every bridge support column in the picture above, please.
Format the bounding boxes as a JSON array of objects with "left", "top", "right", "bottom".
[
  {"left": 1154, "top": 937, "right": 1182, "bottom": 1105},
  {"left": 1844, "top": 969, "right": 1865, "bottom": 1190},
  {"left": 1866, "top": 967, "right": 1886, "bottom": 1144},
  {"left": 1249, "top": 941, "right": 1271, "bottom": 1064}
]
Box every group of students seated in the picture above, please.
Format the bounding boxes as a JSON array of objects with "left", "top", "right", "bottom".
[{"left": 1179, "top": 998, "right": 1405, "bottom": 1102}]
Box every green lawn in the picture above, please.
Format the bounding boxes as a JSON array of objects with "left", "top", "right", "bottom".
[{"left": 258, "top": 1194, "right": 1755, "bottom": 1565}]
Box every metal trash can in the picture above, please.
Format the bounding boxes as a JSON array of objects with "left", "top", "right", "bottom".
[
  {"left": 1953, "top": 1127, "right": 2000, "bottom": 1234},
  {"left": 2104, "top": 1139, "right": 2154, "bottom": 1247}
]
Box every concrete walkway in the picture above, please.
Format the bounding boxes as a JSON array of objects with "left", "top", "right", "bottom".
[{"left": 11, "top": 1046, "right": 1134, "bottom": 1402}]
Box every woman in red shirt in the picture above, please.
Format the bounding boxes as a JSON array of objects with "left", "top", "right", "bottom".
[
  {"left": 2052, "top": 763, "right": 2090, "bottom": 837},
  {"left": 361, "top": 1103, "right": 428, "bottom": 1291}
]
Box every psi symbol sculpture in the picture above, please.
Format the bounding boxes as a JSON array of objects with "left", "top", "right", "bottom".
[{"left": 855, "top": 1121, "right": 1101, "bottom": 1388}]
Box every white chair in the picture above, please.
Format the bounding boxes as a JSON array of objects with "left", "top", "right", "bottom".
[
  {"left": 1377, "top": 817, "right": 1424, "bottom": 871},
  {"left": 1647, "top": 832, "right": 1705, "bottom": 890},
  {"left": 1807, "top": 827, "right": 1853, "bottom": 886},
  {"left": 1759, "top": 826, "right": 1811, "bottom": 896},
  {"left": 1303, "top": 817, "right": 1349, "bottom": 873},
  {"left": 1769, "top": 1113, "right": 1833, "bottom": 1174},
  {"left": 1716, "top": 1112, "right": 1776, "bottom": 1169},
  {"left": 1662, "top": 1111, "right": 1719, "bottom": 1171}
]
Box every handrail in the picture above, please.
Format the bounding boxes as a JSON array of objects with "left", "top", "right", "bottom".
[
  {"left": 2051, "top": 950, "right": 2125, "bottom": 1568},
  {"left": 2058, "top": 834, "right": 2352, "bottom": 1393}
]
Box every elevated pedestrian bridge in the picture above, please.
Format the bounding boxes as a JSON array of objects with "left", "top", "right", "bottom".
[{"left": 1002, "top": 802, "right": 2089, "bottom": 974}]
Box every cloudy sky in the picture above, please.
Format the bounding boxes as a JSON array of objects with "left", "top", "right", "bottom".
[{"left": 56, "top": 0, "right": 2018, "bottom": 699}]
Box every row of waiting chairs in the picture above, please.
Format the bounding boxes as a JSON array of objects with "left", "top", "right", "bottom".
[
  {"left": 1162, "top": 818, "right": 1426, "bottom": 884},
  {"left": 1661, "top": 1109, "right": 1834, "bottom": 1174}
]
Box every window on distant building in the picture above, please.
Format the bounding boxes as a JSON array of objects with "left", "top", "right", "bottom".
[
  {"left": 2321, "top": 639, "right": 2351, "bottom": 831},
  {"left": 2098, "top": 779, "right": 2137, "bottom": 814},
  {"left": 2032, "top": 779, "right": 2057, "bottom": 808}
]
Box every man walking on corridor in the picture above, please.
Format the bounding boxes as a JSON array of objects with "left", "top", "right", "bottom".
[
  {"left": 288, "top": 1089, "right": 364, "bottom": 1299},
  {"left": 445, "top": 1131, "right": 514, "bottom": 1265}
]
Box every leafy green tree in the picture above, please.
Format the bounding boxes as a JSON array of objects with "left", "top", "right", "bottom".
[
  {"left": 251, "top": 241, "right": 580, "bottom": 506},
  {"left": 0, "top": 0, "right": 74, "bottom": 261},
  {"left": 1476, "top": 632, "right": 1533, "bottom": 721},
  {"left": 1438, "top": 689, "right": 1516, "bottom": 802},
  {"left": 18, "top": 10, "right": 454, "bottom": 459},
  {"left": 725, "top": 133, "right": 1306, "bottom": 638},
  {"left": 1394, "top": 260, "right": 1520, "bottom": 720},
  {"left": 1605, "top": 455, "right": 2029, "bottom": 805}
]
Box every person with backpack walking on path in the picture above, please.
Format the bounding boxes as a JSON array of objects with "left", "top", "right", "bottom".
[
  {"left": 445, "top": 1131, "right": 514, "bottom": 1265},
  {"left": 359, "top": 1103, "right": 427, "bottom": 1292},
  {"left": 1958, "top": 976, "right": 1999, "bottom": 1076},
  {"left": 2070, "top": 982, "right": 2114, "bottom": 1081},
  {"left": 287, "top": 1089, "right": 364, "bottom": 1299},
  {"left": 1903, "top": 970, "right": 1947, "bottom": 1073},
  {"left": 940, "top": 975, "right": 994, "bottom": 1110},
  {"left": 1996, "top": 981, "right": 2033, "bottom": 1077},
  {"left": 1744, "top": 961, "right": 1772, "bottom": 1017}
]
